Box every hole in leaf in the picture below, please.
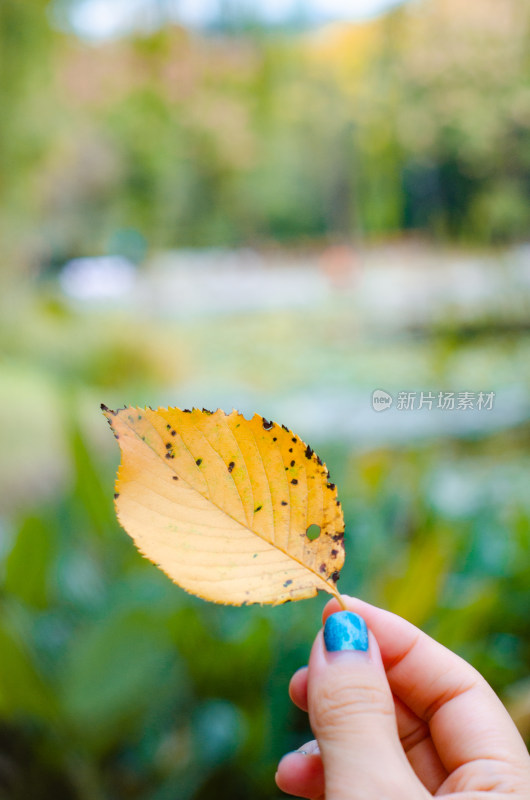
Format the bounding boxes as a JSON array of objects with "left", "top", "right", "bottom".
[{"left": 306, "top": 524, "right": 321, "bottom": 541}]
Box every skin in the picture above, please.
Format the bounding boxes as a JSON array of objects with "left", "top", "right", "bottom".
[{"left": 275, "top": 595, "right": 530, "bottom": 800}]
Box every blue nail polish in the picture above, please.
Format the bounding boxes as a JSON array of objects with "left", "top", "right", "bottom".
[{"left": 324, "top": 611, "right": 369, "bottom": 652}]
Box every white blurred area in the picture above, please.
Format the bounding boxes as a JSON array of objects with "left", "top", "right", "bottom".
[
  {"left": 58, "top": 244, "right": 530, "bottom": 329},
  {"left": 59, "top": 255, "right": 137, "bottom": 301},
  {"left": 57, "top": 0, "right": 407, "bottom": 41}
]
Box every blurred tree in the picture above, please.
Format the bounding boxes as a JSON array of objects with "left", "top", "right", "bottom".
[{"left": 0, "top": 0, "right": 60, "bottom": 278}]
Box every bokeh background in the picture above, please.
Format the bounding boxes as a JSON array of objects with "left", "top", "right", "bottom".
[{"left": 1, "top": 0, "right": 530, "bottom": 797}]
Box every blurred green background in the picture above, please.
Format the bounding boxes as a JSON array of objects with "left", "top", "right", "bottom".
[{"left": 1, "top": 0, "right": 530, "bottom": 798}]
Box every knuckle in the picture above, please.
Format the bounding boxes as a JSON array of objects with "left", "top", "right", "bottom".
[{"left": 311, "top": 676, "right": 393, "bottom": 733}]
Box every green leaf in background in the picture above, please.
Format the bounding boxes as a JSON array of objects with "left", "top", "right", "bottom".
[
  {"left": 60, "top": 608, "right": 180, "bottom": 747},
  {"left": 0, "top": 620, "right": 56, "bottom": 721},
  {"left": 382, "top": 524, "right": 456, "bottom": 627},
  {"left": 5, "top": 514, "right": 55, "bottom": 608}
]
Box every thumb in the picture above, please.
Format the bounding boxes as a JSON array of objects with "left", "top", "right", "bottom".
[{"left": 307, "top": 611, "right": 426, "bottom": 800}]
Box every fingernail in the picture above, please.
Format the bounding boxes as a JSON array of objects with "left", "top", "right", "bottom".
[{"left": 324, "top": 611, "right": 369, "bottom": 652}]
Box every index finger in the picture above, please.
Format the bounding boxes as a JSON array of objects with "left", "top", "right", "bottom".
[{"left": 323, "top": 596, "right": 530, "bottom": 777}]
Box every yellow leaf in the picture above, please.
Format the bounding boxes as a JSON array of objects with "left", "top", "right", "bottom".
[{"left": 102, "top": 405, "right": 345, "bottom": 606}]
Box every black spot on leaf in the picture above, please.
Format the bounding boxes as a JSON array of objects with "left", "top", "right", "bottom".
[
  {"left": 228, "top": 461, "right": 235, "bottom": 472},
  {"left": 290, "top": 460, "right": 295, "bottom": 467},
  {"left": 262, "top": 418, "right": 273, "bottom": 430},
  {"left": 283, "top": 580, "right": 293, "bottom": 587},
  {"left": 331, "top": 571, "right": 340, "bottom": 582},
  {"left": 254, "top": 505, "right": 263, "bottom": 512},
  {"left": 291, "top": 478, "right": 298, "bottom": 485},
  {"left": 196, "top": 458, "right": 202, "bottom": 466},
  {"left": 305, "top": 445, "right": 314, "bottom": 459}
]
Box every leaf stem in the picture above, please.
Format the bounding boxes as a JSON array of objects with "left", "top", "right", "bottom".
[{"left": 329, "top": 585, "right": 348, "bottom": 610}]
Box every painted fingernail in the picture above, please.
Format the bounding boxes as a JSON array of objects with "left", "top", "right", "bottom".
[{"left": 324, "top": 611, "right": 369, "bottom": 652}]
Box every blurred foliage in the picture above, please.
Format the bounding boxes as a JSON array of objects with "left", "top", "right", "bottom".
[{"left": 2, "top": 0, "right": 530, "bottom": 281}]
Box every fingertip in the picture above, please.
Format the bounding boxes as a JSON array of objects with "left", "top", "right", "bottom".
[
  {"left": 321, "top": 596, "right": 343, "bottom": 622},
  {"left": 289, "top": 665, "right": 309, "bottom": 711},
  {"left": 275, "top": 749, "right": 325, "bottom": 798},
  {"left": 322, "top": 594, "right": 363, "bottom": 623}
]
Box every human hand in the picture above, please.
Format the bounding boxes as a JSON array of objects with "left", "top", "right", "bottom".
[{"left": 276, "top": 595, "right": 530, "bottom": 800}]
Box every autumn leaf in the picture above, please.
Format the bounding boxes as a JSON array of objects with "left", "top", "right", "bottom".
[{"left": 102, "top": 405, "right": 345, "bottom": 606}]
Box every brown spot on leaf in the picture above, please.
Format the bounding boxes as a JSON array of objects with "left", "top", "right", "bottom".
[
  {"left": 331, "top": 549, "right": 338, "bottom": 557},
  {"left": 290, "top": 460, "right": 295, "bottom": 467},
  {"left": 327, "top": 482, "right": 336, "bottom": 490},
  {"left": 316, "top": 455, "right": 323, "bottom": 466},
  {"left": 172, "top": 476, "right": 178, "bottom": 480},
  {"left": 165, "top": 443, "right": 172, "bottom": 449},
  {"left": 282, "top": 424, "right": 289, "bottom": 432},
  {"left": 114, "top": 493, "right": 119, "bottom": 499},
  {"left": 171, "top": 430, "right": 176, "bottom": 436},
  {"left": 319, "top": 563, "right": 326, "bottom": 574},
  {"left": 100, "top": 403, "right": 109, "bottom": 412},
  {"left": 291, "top": 479, "right": 298, "bottom": 485},
  {"left": 331, "top": 571, "right": 340, "bottom": 582},
  {"left": 262, "top": 418, "right": 273, "bottom": 430},
  {"left": 281, "top": 501, "right": 288, "bottom": 506},
  {"left": 305, "top": 445, "right": 314, "bottom": 459}
]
